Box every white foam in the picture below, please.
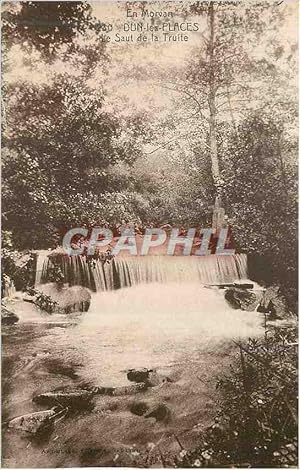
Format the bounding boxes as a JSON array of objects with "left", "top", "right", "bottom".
[{"left": 70, "top": 282, "right": 264, "bottom": 386}]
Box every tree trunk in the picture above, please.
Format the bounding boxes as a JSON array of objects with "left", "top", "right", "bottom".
[{"left": 207, "top": 2, "right": 221, "bottom": 201}]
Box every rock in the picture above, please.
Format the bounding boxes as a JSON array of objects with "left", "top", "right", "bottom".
[
  {"left": 146, "top": 371, "right": 172, "bottom": 387},
  {"left": 1, "top": 306, "right": 19, "bottom": 325},
  {"left": 38, "top": 283, "right": 91, "bottom": 313},
  {"left": 127, "top": 368, "right": 152, "bottom": 383},
  {"left": 95, "top": 383, "right": 148, "bottom": 396},
  {"left": 210, "top": 282, "right": 254, "bottom": 289},
  {"left": 92, "top": 386, "right": 115, "bottom": 396},
  {"left": 145, "top": 404, "right": 170, "bottom": 422},
  {"left": 224, "top": 287, "right": 259, "bottom": 311},
  {"left": 33, "top": 389, "right": 95, "bottom": 409},
  {"left": 7, "top": 407, "right": 66, "bottom": 434},
  {"left": 257, "top": 286, "right": 291, "bottom": 319},
  {"left": 45, "top": 358, "right": 79, "bottom": 379},
  {"left": 233, "top": 282, "right": 254, "bottom": 289},
  {"left": 23, "top": 293, "right": 36, "bottom": 304},
  {"left": 129, "top": 401, "right": 149, "bottom": 416},
  {"left": 112, "top": 383, "right": 148, "bottom": 396},
  {"left": 127, "top": 368, "right": 171, "bottom": 387}
]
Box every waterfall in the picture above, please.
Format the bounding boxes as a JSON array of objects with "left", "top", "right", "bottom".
[
  {"left": 37, "top": 253, "right": 248, "bottom": 291},
  {"left": 2, "top": 275, "right": 16, "bottom": 299},
  {"left": 35, "top": 250, "right": 50, "bottom": 286}
]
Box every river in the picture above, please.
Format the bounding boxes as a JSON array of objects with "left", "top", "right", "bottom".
[{"left": 2, "top": 281, "right": 263, "bottom": 467}]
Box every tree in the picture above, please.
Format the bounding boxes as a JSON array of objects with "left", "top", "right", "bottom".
[
  {"left": 2, "top": 2, "right": 146, "bottom": 248},
  {"left": 160, "top": 1, "right": 296, "bottom": 203},
  {"left": 221, "top": 113, "right": 297, "bottom": 309},
  {"left": 2, "top": 1, "right": 95, "bottom": 60},
  {"left": 207, "top": 2, "right": 221, "bottom": 193}
]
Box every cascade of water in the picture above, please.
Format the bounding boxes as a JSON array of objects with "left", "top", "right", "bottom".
[
  {"left": 38, "top": 253, "right": 248, "bottom": 291},
  {"left": 2, "top": 275, "right": 16, "bottom": 298},
  {"left": 35, "top": 250, "right": 51, "bottom": 286}
]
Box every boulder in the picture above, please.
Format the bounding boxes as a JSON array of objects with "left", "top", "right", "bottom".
[
  {"left": 127, "top": 368, "right": 152, "bottom": 383},
  {"left": 145, "top": 404, "right": 170, "bottom": 422},
  {"left": 111, "top": 383, "right": 148, "bottom": 396},
  {"left": 129, "top": 401, "right": 149, "bottom": 416},
  {"left": 257, "top": 286, "right": 291, "bottom": 319},
  {"left": 127, "top": 368, "right": 171, "bottom": 387},
  {"left": 225, "top": 287, "right": 259, "bottom": 311},
  {"left": 7, "top": 407, "right": 67, "bottom": 434},
  {"left": 33, "top": 389, "right": 95, "bottom": 409},
  {"left": 94, "top": 383, "right": 148, "bottom": 396},
  {"left": 38, "top": 283, "right": 91, "bottom": 313},
  {"left": 1, "top": 306, "right": 19, "bottom": 325}
]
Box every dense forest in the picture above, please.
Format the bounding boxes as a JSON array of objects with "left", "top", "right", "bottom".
[{"left": 2, "top": 1, "right": 298, "bottom": 308}]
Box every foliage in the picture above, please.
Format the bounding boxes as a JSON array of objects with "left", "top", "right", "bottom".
[
  {"left": 177, "top": 325, "right": 298, "bottom": 468},
  {"left": 26, "top": 287, "right": 58, "bottom": 313},
  {"left": 2, "top": 1, "right": 95, "bottom": 60},
  {"left": 2, "top": 230, "right": 14, "bottom": 250},
  {"left": 1, "top": 246, "right": 36, "bottom": 292},
  {"left": 43, "top": 259, "right": 65, "bottom": 286},
  {"left": 2, "top": 1, "right": 145, "bottom": 249},
  {"left": 221, "top": 114, "right": 297, "bottom": 311},
  {"left": 84, "top": 249, "right": 114, "bottom": 270},
  {"left": 2, "top": 72, "right": 143, "bottom": 248}
]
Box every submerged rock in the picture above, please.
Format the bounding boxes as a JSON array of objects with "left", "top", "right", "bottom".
[
  {"left": 145, "top": 404, "right": 170, "bottom": 422},
  {"left": 1, "top": 306, "right": 19, "bottom": 325},
  {"left": 45, "top": 358, "right": 79, "bottom": 379},
  {"left": 110, "top": 383, "right": 148, "bottom": 396},
  {"left": 127, "top": 368, "right": 152, "bottom": 383},
  {"left": 7, "top": 407, "right": 66, "bottom": 434},
  {"left": 127, "top": 368, "right": 171, "bottom": 387},
  {"left": 33, "top": 389, "right": 95, "bottom": 409},
  {"left": 224, "top": 287, "right": 259, "bottom": 311},
  {"left": 129, "top": 401, "right": 149, "bottom": 416},
  {"left": 95, "top": 383, "right": 148, "bottom": 396}
]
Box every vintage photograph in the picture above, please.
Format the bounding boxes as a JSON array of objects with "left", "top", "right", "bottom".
[{"left": 1, "top": 0, "right": 298, "bottom": 468}]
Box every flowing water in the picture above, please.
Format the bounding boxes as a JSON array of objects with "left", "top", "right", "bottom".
[
  {"left": 60, "top": 282, "right": 263, "bottom": 386},
  {"left": 2, "top": 254, "right": 264, "bottom": 467},
  {"left": 38, "top": 253, "right": 248, "bottom": 291}
]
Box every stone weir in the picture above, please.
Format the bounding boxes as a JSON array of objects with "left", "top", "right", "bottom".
[{"left": 35, "top": 252, "right": 248, "bottom": 292}]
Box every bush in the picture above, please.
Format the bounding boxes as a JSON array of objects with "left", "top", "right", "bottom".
[
  {"left": 1, "top": 247, "right": 36, "bottom": 293},
  {"left": 178, "top": 325, "right": 298, "bottom": 468},
  {"left": 26, "top": 287, "right": 58, "bottom": 313},
  {"left": 221, "top": 114, "right": 298, "bottom": 313}
]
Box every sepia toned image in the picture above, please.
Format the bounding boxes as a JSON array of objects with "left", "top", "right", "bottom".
[{"left": 1, "top": 0, "right": 298, "bottom": 468}]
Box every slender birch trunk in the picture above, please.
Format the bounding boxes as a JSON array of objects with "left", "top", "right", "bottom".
[{"left": 207, "top": 2, "right": 221, "bottom": 199}]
